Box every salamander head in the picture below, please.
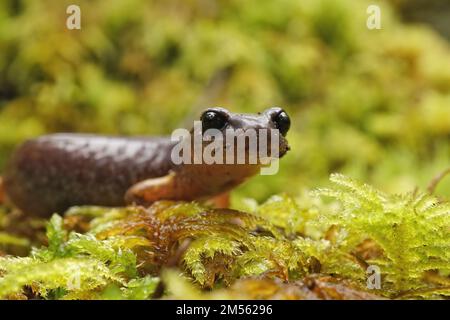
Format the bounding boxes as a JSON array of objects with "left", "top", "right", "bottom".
[
  {"left": 129, "top": 107, "right": 292, "bottom": 204},
  {"left": 197, "top": 107, "right": 291, "bottom": 164}
]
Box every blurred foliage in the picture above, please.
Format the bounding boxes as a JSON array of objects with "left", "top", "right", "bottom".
[
  {"left": 0, "top": 0, "right": 449, "bottom": 300},
  {"left": 393, "top": 0, "right": 450, "bottom": 39},
  {"left": 0, "top": 0, "right": 449, "bottom": 201},
  {"left": 0, "top": 175, "right": 448, "bottom": 299}
]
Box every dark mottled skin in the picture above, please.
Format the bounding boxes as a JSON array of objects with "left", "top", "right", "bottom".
[
  {"left": 3, "top": 134, "right": 176, "bottom": 217},
  {"left": 2, "top": 107, "right": 290, "bottom": 217}
]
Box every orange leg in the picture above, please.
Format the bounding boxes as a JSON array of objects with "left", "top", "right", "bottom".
[
  {"left": 207, "top": 192, "right": 230, "bottom": 208},
  {"left": 125, "top": 172, "right": 177, "bottom": 206}
]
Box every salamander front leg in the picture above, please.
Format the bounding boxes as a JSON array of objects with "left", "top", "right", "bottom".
[
  {"left": 124, "top": 171, "right": 178, "bottom": 206},
  {"left": 206, "top": 192, "right": 230, "bottom": 208}
]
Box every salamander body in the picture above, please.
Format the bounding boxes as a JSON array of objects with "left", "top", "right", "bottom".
[{"left": 2, "top": 107, "right": 290, "bottom": 217}]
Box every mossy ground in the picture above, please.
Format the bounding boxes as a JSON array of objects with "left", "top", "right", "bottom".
[{"left": 0, "top": 174, "right": 448, "bottom": 300}]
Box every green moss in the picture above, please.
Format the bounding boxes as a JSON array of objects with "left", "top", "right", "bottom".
[
  {"left": 314, "top": 173, "right": 450, "bottom": 296},
  {"left": 0, "top": 213, "right": 151, "bottom": 299},
  {"left": 0, "top": 0, "right": 449, "bottom": 199},
  {"left": 0, "top": 174, "right": 448, "bottom": 299}
]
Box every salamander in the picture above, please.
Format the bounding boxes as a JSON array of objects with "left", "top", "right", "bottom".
[{"left": 1, "top": 107, "right": 290, "bottom": 217}]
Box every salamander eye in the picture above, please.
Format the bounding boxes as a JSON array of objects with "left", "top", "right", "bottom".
[
  {"left": 201, "top": 110, "right": 228, "bottom": 132},
  {"left": 272, "top": 110, "right": 290, "bottom": 136}
]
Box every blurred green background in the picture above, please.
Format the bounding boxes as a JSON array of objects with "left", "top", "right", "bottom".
[{"left": 0, "top": 0, "right": 449, "bottom": 202}]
